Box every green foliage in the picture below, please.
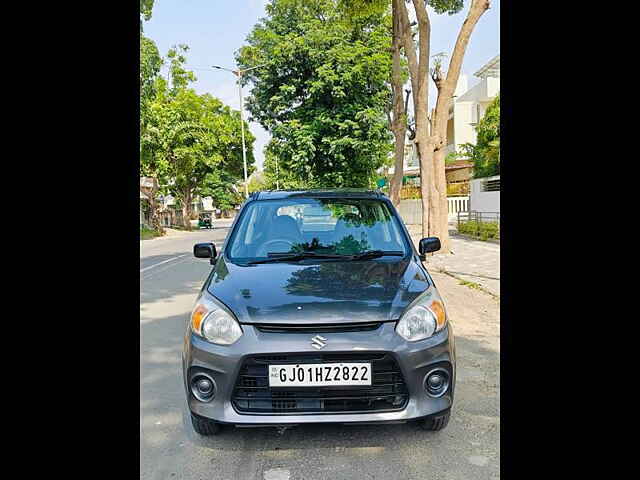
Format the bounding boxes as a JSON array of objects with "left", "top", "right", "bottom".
[
  {"left": 140, "top": 46, "right": 255, "bottom": 214},
  {"left": 166, "top": 45, "right": 197, "bottom": 94},
  {"left": 445, "top": 150, "right": 466, "bottom": 165},
  {"left": 463, "top": 94, "right": 500, "bottom": 179},
  {"left": 140, "top": 0, "right": 154, "bottom": 21},
  {"left": 248, "top": 172, "right": 267, "bottom": 193},
  {"left": 140, "top": 36, "right": 162, "bottom": 121},
  {"left": 263, "top": 146, "right": 306, "bottom": 190},
  {"left": 427, "top": 0, "right": 464, "bottom": 15},
  {"left": 140, "top": 0, "right": 154, "bottom": 31},
  {"left": 337, "top": 0, "right": 463, "bottom": 18},
  {"left": 237, "top": 0, "right": 393, "bottom": 189},
  {"left": 457, "top": 220, "right": 500, "bottom": 241},
  {"left": 336, "top": 0, "right": 389, "bottom": 20}
]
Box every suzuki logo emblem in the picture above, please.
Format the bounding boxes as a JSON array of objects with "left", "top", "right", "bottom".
[{"left": 311, "top": 335, "right": 327, "bottom": 350}]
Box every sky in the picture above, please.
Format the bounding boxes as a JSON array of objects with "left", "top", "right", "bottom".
[{"left": 143, "top": 0, "right": 500, "bottom": 169}]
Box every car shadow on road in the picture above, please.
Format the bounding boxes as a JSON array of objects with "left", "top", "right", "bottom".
[{"left": 140, "top": 256, "right": 212, "bottom": 307}]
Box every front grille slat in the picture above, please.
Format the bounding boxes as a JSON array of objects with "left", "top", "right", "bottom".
[
  {"left": 255, "top": 322, "right": 383, "bottom": 333},
  {"left": 232, "top": 353, "right": 409, "bottom": 414}
]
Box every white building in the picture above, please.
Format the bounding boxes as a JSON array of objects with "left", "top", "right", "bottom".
[{"left": 445, "top": 54, "right": 500, "bottom": 157}]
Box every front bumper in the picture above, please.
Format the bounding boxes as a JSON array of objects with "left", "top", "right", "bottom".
[{"left": 182, "top": 322, "right": 455, "bottom": 425}]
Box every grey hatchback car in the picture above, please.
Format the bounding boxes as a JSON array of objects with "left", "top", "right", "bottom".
[{"left": 183, "top": 189, "right": 455, "bottom": 435}]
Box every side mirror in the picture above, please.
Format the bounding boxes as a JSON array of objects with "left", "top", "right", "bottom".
[
  {"left": 194, "top": 243, "right": 217, "bottom": 265},
  {"left": 419, "top": 237, "right": 441, "bottom": 259}
]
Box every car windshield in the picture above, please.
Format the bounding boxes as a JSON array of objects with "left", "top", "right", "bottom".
[{"left": 226, "top": 197, "right": 410, "bottom": 263}]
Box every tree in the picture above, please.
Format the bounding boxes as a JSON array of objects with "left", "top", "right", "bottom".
[
  {"left": 263, "top": 144, "right": 306, "bottom": 190},
  {"left": 139, "top": 41, "right": 166, "bottom": 234},
  {"left": 248, "top": 171, "right": 268, "bottom": 193},
  {"left": 237, "top": 0, "right": 394, "bottom": 189},
  {"left": 387, "top": 0, "right": 410, "bottom": 207},
  {"left": 162, "top": 89, "right": 255, "bottom": 229},
  {"left": 462, "top": 93, "right": 499, "bottom": 178},
  {"left": 199, "top": 170, "right": 244, "bottom": 213},
  {"left": 343, "top": 0, "right": 489, "bottom": 253},
  {"left": 398, "top": 0, "right": 489, "bottom": 253},
  {"left": 141, "top": 43, "right": 256, "bottom": 229},
  {"left": 139, "top": 1, "right": 164, "bottom": 232},
  {"left": 141, "top": 45, "right": 255, "bottom": 230},
  {"left": 337, "top": 1, "right": 407, "bottom": 206},
  {"left": 140, "top": 36, "right": 162, "bottom": 123}
]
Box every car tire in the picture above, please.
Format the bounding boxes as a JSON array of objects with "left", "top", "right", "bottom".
[
  {"left": 420, "top": 410, "right": 450, "bottom": 431},
  {"left": 190, "top": 413, "right": 221, "bottom": 435}
]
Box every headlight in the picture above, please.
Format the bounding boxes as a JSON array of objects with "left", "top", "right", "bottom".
[
  {"left": 396, "top": 287, "right": 447, "bottom": 342},
  {"left": 190, "top": 291, "right": 243, "bottom": 345}
]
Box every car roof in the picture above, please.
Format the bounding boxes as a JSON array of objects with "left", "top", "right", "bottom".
[{"left": 250, "top": 189, "right": 386, "bottom": 201}]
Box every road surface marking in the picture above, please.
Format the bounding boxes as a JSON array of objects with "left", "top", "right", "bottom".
[{"left": 140, "top": 254, "right": 189, "bottom": 273}]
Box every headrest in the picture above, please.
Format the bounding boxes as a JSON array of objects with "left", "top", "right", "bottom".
[{"left": 271, "top": 215, "right": 301, "bottom": 240}]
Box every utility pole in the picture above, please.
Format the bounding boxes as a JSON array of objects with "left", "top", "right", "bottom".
[
  {"left": 212, "top": 63, "right": 268, "bottom": 198},
  {"left": 237, "top": 70, "right": 248, "bottom": 197}
]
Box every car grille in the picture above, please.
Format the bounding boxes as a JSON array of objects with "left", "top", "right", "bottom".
[
  {"left": 232, "top": 353, "right": 409, "bottom": 414},
  {"left": 254, "top": 322, "right": 382, "bottom": 333}
]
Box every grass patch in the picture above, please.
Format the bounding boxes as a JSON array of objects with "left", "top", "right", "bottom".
[
  {"left": 140, "top": 226, "right": 163, "bottom": 240},
  {"left": 458, "top": 279, "right": 482, "bottom": 290}
]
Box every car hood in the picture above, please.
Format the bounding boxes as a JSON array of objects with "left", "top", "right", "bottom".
[{"left": 207, "top": 256, "right": 430, "bottom": 325}]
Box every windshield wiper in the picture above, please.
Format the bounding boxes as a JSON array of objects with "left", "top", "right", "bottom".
[
  {"left": 348, "top": 250, "right": 405, "bottom": 261},
  {"left": 246, "top": 251, "right": 350, "bottom": 265}
]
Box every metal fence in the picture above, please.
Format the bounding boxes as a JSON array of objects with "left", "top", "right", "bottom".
[{"left": 457, "top": 211, "right": 500, "bottom": 241}]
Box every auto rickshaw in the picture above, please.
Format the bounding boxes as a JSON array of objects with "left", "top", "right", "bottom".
[{"left": 198, "top": 213, "right": 213, "bottom": 229}]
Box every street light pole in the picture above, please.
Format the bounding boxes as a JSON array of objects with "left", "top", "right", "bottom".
[
  {"left": 237, "top": 70, "right": 249, "bottom": 197},
  {"left": 212, "top": 63, "right": 268, "bottom": 198}
]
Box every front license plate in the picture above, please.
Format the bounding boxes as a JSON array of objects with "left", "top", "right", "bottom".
[{"left": 268, "top": 362, "right": 372, "bottom": 387}]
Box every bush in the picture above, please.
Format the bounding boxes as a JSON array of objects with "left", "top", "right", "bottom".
[{"left": 457, "top": 220, "right": 499, "bottom": 241}]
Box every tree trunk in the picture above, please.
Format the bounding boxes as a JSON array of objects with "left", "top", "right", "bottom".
[
  {"left": 149, "top": 195, "right": 161, "bottom": 233},
  {"left": 433, "top": 146, "right": 449, "bottom": 251},
  {"left": 182, "top": 189, "right": 192, "bottom": 230},
  {"left": 427, "top": 0, "right": 490, "bottom": 254},
  {"left": 388, "top": 0, "right": 407, "bottom": 207},
  {"left": 417, "top": 135, "right": 435, "bottom": 239},
  {"left": 142, "top": 181, "right": 164, "bottom": 235},
  {"left": 397, "top": 0, "right": 432, "bottom": 239},
  {"left": 388, "top": 130, "right": 405, "bottom": 206},
  {"left": 395, "top": 0, "right": 489, "bottom": 253}
]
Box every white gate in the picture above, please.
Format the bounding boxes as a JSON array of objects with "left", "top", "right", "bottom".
[
  {"left": 447, "top": 196, "right": 469, "bottom": 220},
  {"left": 399, "top": 196, "right": 469, "bottom": 224}
]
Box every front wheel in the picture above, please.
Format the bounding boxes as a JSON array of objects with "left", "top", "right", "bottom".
[
  {"left": 420, "top": 410, "right": 450, "bottom": 431},
  {"left": 190, "top": 412, "right": 221, "bottom": 435}
]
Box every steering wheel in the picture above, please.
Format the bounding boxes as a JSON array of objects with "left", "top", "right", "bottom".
[{"left": 256, "top": 239, "right": 297, "bottom": 257}]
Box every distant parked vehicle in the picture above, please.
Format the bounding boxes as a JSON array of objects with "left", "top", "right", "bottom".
[{"left": 198, "top": 213, "right": 212, "bottom": 229}]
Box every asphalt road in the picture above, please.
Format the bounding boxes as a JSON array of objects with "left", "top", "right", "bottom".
[{"left": 140, "top": 224, "right": 500, "bottom": 480}]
